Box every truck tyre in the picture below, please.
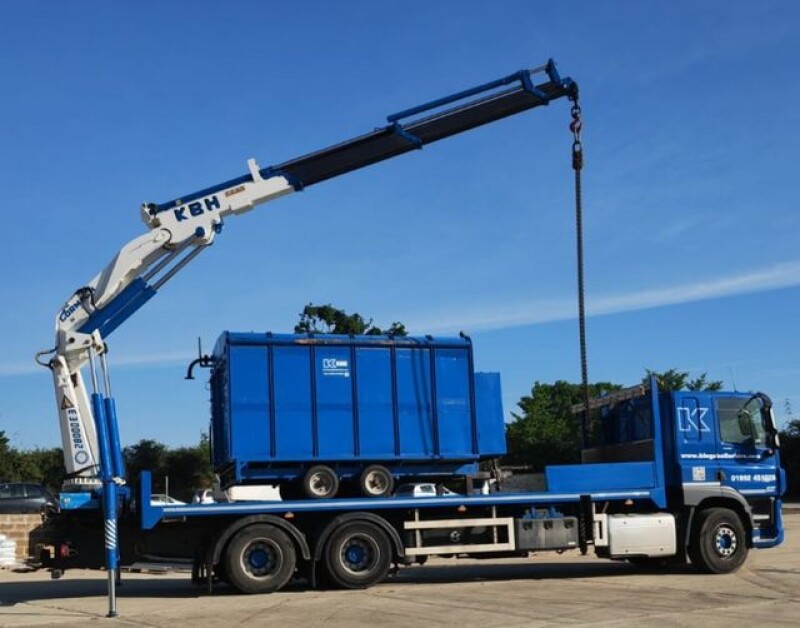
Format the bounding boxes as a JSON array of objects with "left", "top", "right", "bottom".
[
  {"left": 224, "top": 524, "right": 296, "bottom": 594},
  {"left": 323, "top": 521, "right": 392, "bottom": 589},
  {"left": 303, "top": 465, "right": 339, "bottom": 499},
  {"left": 688, "top": 507, "right": 748, "bottom": 574},
  {"left": 359, "top": 465, "right": 394, "bottom": 498}
]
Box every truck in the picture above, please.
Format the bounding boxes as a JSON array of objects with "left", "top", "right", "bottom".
[
  {"left": 44, "top": 376, "right": 785, "bottom": 596},
  {"left": 33, "top": 60, "right": 785, "bottom": 614},
  {"left": 207, "top": 332, "right": 507, "bottom": 499}
]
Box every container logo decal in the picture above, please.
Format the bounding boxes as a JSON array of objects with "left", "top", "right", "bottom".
[{"left": 322, "top": 358, "right": 350, "bottom": 378}]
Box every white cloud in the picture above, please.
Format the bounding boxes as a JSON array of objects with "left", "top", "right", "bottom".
[
  {"left": 409, "top": 260, "right": 800, "bottom": 333},
  {"left": 3, "top": 261, "right": 799, "bottom": 375},
  {"left": 0, "top": 350, "right": 192, "bottom": 377}
]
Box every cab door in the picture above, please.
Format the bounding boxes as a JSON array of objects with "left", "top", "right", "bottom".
[
  {"left": 674, "top": 393, "right": 717, "bottom": 484},
  {"left": 713, "top": 395, "right": 779, "bottom": 498}
]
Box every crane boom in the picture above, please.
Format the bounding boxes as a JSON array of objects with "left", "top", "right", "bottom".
[{"left": 41, "top": 60, "right": 577, "bottom": 486}]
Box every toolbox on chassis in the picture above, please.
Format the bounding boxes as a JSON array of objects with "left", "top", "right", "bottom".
[
  {"left": 208, "top": 332, "right": 507, "bottom": 498},
  {"left": 42, "top": 377, "right": 785, "bottom": 595}
]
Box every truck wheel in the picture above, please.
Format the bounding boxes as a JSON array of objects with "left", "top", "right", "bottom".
[
  {"left": 688, "top": 507, "right": 748, "bottom": 574},
  {"left": 224, "top": 524, "right": 296, "bottom": 594},
  {"left": 303, "top": 465, "right": 339, "bottom": 499},
  {"left": 324, "top": 522, "right": 392, "bottom": 589},
  {"left": 359, "top": 465, "right": 394, "bottom": 498}
]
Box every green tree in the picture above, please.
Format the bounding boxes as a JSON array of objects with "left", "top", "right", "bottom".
[
  {"left": 0, "top": 431, "right": 64, "bottom": 491},
  {"left": 25, "top": 448, "right": 66, "bottom": 491},
  {"left": 295, "top": 303, "right": 407, "bottom": 336},
  {"left": 123, "top": 439, "right": 168, "bottom": 492},
  {"left": 122, "top": 435, "right": 213, "bottom": 501},
  {"left": 643, "top": 368, "right": 722, "bottom": 391},
  {"left": 505, "top": 380, "right": 622, "bottom": 470},
  {"left": 0, "top": 431, "right": 16, "bottom": 480},
  {"left": 164, "top": 433, "right": 214, "bottom": 502}
]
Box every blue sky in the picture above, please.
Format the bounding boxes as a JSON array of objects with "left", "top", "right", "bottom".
[{"left": 1, "top": 1, "right": 799, "bottom": 449}]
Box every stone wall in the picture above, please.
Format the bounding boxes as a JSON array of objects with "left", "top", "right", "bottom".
[{"left": 0, "top": 514, "right": 44, "bottom": 561}]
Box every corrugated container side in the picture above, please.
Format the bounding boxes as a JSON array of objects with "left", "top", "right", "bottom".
[
  {"left": 475, "top": 372, "right": 507, "bottom": 456},
  {"left": 355, "top": 347, "right": 395, "bottom": 457},
  {"left": 210, "top": 333, "right": 505, "bottom": 470}
]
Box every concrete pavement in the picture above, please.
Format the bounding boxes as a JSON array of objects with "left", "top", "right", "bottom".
[{"left": 0, "top": 512, "right": 797, "bottom": 627}]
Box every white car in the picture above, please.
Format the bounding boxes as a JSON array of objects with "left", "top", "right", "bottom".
[
  {"left": 394, "top": 483, "right": 459, "bottom": 498},
  {"left": 150, "top": 494, "right": 185, "bottom": 506}
]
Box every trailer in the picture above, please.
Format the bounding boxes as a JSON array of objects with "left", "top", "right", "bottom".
[
  {"left": 41, "top": 376, "right": 785, "bottom": 594},
  {"left": 208, "top": 332, "right": 506, "bottom": 499}
]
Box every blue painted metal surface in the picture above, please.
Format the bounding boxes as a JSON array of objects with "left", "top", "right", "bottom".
[
  {"left": 546, "top": 461, "right": 658, "bottom": 494},
  {"left": 138, "top": 469, "right": 654, "bottom": 531},
  {"left": 579, "top": 377, "right": 783, "bottom": 539},
  {"left": 137, "top": 377, "right": 786, "bottom": 555},
  {"left": 59, "top": 491, "right": 98, "bottom": 510},
  {"left": 209, "top": 333, "right": 506, "bottom": 483},
  {"left": 103, "top": 397, "right": 126, "bottom": 479},
  {"left": 671, "top": 389, "right": 782, "bottom": 496},
  {"left": 89, "top": 386, "right": 120, "bottom": 615},
  {"left": 91, "top": 392, "right": 113, "bottom": 480},
  {"left": 753, "top": 500, "right": 784, "bottom": 548},
  {"left": 474, "top": 372, "right": 505, "bottom": 455},
  {"left": 77, "top": 278, "right": 158, "bottom": 338}
]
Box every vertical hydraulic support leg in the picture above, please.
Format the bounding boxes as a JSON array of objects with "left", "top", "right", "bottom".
[
  {"left": 88, "top": 350, "right": 119, "bottom": 617},
  {"left": 101, "top": 353, "right": 126, "bottom": 480},
  {"left": 101, "top": 352, "right": 124, "bottom": 589}
]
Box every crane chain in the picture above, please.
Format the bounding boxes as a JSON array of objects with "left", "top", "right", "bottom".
[{"left": 570, "top": 96, "right": 591, "bottom": 445}]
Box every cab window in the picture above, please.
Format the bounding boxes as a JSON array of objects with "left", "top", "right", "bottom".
[{"left": 716, "top": 397, "right": 766, "bottom": 446}]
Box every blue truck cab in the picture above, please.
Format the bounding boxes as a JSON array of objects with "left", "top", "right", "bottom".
[
  {"left": 669, "top": 387, "right": 783, "bottom": 546},
  {"left": 546, "top": 380, "right": 784, "bottom": 566}
]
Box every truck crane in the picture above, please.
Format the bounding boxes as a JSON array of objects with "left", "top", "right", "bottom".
[{"left": 35, "top": 61, "right": 785, "bottom": 619}]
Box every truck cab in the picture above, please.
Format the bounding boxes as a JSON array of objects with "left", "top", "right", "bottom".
[
  {"left": 549, "top": 380, "right": 785, "bottom": 567},
  {"left": 669, "top": 389, "right": 783, "bottom": 547}
]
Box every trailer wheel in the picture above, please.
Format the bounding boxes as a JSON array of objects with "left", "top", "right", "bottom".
[
  {"left": 688, "top": 507, "right": 748, "bottom": 574},
  {"left": 323, "top": 522, "right": 392, "bottom": 589},
  {"left": 359, "top": 465, "right": 394, "bottom": 498},
  {"left": 303, "top": 465, "right": 339, "bottom": 499},
  {"left": 224, "top": 524, "right": 296, "bottom": 594}
]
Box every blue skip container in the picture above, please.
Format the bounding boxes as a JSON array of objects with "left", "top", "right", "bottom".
[{"left": 209, "top": 332, "right": 506, "bottom": 497}]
